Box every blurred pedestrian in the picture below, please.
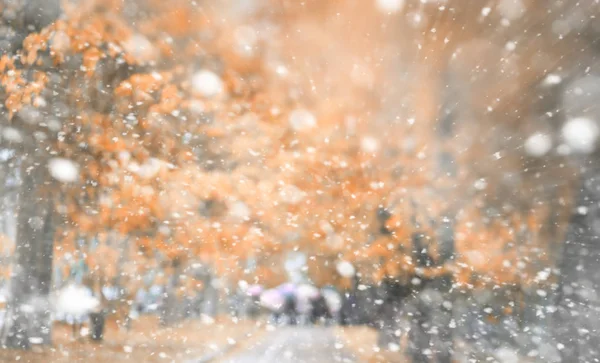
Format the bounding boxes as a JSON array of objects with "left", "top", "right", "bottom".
[
  {"left": 283, "top": 294, "right": 298, "bottom": 325},
  {"left": 310, "top": 293, "right": 332, "bottom": 325},
  {"left": 339, "top": 291, "right": 357, "bottom": 326}
]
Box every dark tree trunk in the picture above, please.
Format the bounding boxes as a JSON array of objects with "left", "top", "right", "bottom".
[
  {"left": 3, "top": 161, "right": 55, "bottom": 348},
  {"left": 160, "top": 260, "right": 185, "bottom": 326},
  {"left": 201, "top": 271, "right": 219, "bottom": 318},
  {"left": 553, "top": 164, "right": 600, "bottom": 362},
  {"left": 406, "top": 233, "right": 455, "bottom": 363},
  {"left": 0, "top": 0, "right": 63, "bottom": 349},
  {"left": 0, "top": 0, "right": 61, "bottom": 54}
]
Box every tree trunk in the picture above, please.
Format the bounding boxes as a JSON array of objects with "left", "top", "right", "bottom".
[
  {"left": 202, "top": 272, "right": 219, "bottom": 318},
  {"left": 0, "top": 0, "right": 62, "bottom": 349},
  {"left": 3, "top": 161, "right": 55, "bottom": 348},
  {"left": 160, "top": 260, "right": 185, "bottom": 326},
  {"left": 553, "top": 164, "right": 600, "bottom": 362},
  {"left": 0, "top": 0, "right": 61, "bottom": 53}
]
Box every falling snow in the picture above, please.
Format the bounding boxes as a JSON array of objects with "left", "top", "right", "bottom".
[
  {"left": 191, "top": 70, "right": 224, "bottom": 98},
  {"left": 0, "top": 1, "right": 598, "bottom": 362},
  {"left": 288, "top": 108, "right": 317, "bottom": 131},
  {"left": 524, "top": 132, "right": 553, "bottom": 157},
  {"left": 562, "top": 117, "right": 599, "bottom": 154},
  {"left": 48, "top": 158, "right": 79, "bottom": 183},
  {"left": 375, "top": 0, "right": 405, "bottom": 14}
]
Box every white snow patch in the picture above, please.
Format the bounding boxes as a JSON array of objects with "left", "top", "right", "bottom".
[
  {"left": 336, "top": 261, "right": 356, "bottom": 277},
  {"left": 375, "top": 0, "right": 404, "bottom": 13},
  {"left": 54, "top": 284, "right": 99, "bottom": 318},
  {"left": 33, "top": 131, "right": 46, "bottom": 142},
  {"left": 192, "top": 70, "right": 224, "bottom": 98},
  {"left": 20, "top": 304, "right": 34, "bottom": 313},
  {"left": 229, "top": 201, "right": 251, "bottom": 221},
  {"left": 117, "top": 151, "right": 131, "bottom": 165},
  {"left": 122, "top": 34, "right": 156, "bottom": 62},
  {"left": 497, "top": 0, "right": 525, "bottom": 21},
  {"left": 47, "top": 119, "right": 62, "bottom": 132},
  {"left": 319, "top": 220, "right": 335, "bottom": 234},
  {"left": 275, "top": 65, "right": 289, "bottom": 77},
  {"left": 505, "top": 41, "right": 516, "bottom": 51},
  {"left": 288, "top": 108, "right": 317, "bottom": 131},
  {"left": 279, "top": 184, "right": 306, "bottom": 204},
  {"left": 465, "top": 250, "right": 485, "bottom": 266},
  {"left": 51, "top": 30, "right": 71, "bottom": 53},
  {"left": 495, "top": 347, "right": 519, "bottom": 363},
  {"left": 18, "top": 106, "right": 42, "bottom": 125},
  {"left": 474, "top": 178, "right": 488, "bottom": 190},
  {"left": 28, "top": 337, "right": 43, "bottom": 345},
  {"left": 543, "top": 74, "right": 563, "bottom": 86},
  {"left": 201, "top": 314, "right": 215, "bottom": 325},
  {"left": 2, "top": 127, "right": 23, "bottom": 143},
  {"left": 48, "top": 158, "right": 79, "bottom": 183},
  {"left": 322, "top": 289, "right": 342, "bottom": 313},
  {"left": 361, "top": 136, "right": 380, "bottom": 153},
  {"left": 535, "top": 269, "right": 551, "bottom": 282},
  {"left": 562, "top": 117, "right": 599, "bottom": 154},
  {"left": 130, "top": 158, "right": 162, "bottom": 179},
  {"left": 28, "top": 216, "right": 44, "bottom": 230},
  {"left": 388, "top": 343, "right": 400, "bottom": 352},
  {"left": 238, "top": 281, "right": 249, "bottom": 293},
  {"left": 524, "top": 133, "right": 552, "bottom": 157}
]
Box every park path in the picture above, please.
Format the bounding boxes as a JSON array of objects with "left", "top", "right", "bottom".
[{"left": 221, "top": 326, "right": 357, "bottom": 363}]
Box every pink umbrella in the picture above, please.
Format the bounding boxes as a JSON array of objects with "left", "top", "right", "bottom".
[
  {"left": 297, "top": 284, "right": 319, "bottom": 300},
  {"left": 277, "top": 283, "right": 296, "bottom": 296},
  {"left": 247, "top": 284, "right": 264, "bottom": 297},
  {"left": 260, "top": 289, "right": 285, "bottom": 312}
]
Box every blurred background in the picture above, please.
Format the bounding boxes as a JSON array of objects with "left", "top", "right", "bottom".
[{"left": 0, "top": 0, "right": 599, "bottom": 362}]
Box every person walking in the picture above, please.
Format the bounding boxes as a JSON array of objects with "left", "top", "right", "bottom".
[
  {"left": 310, "top": 293, "right": 332, "bottom": 325},
  {"left": 283, "top": 294, "right": 298, "bottom": 325}
]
